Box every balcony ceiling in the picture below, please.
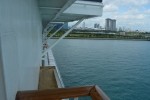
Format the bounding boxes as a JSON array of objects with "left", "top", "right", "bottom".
[{"left": 38, "top": 0, "right": 103, "bottom": 26}]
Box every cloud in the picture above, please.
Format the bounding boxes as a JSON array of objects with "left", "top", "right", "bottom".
[
  {"left": 125, "top": 0, "right": 150, "bottom": 6},
  {"left": 144, "top": 9, "right": 150, "bottom": 14},
  {"left": 103, "top": 0, "right": 150, "bottom": 31},
  {"left": 116, "top": 14, "right": 145, "bottom": 20},
  {"left": 103, "top": 0, "right": 150, "bottom": 7},
  {"left": 69, "top": 0, "right": 150, "bottom": 31},
  {"left": 104, "top": 4, "right": 118, "bottom": 12}
]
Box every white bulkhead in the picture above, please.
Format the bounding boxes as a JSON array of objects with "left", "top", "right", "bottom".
[{"left": 0, "top": 0, "right": 42, "bottom": 100}]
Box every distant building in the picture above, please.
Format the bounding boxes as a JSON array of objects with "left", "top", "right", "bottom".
[
  {"left": 94, "top": 23, "right": 100, "bottom": 29},
  {"left": 105, "top": 18, "right": 116, "bottom": 31},
  {"left": 105, "top": 18, "right": 111, "bottom": 31},
  {"left": 63, "top": 22, "right": 68, "bottom": 29},
  {"left": 112, "top": 19, "right": 116, "bottom": 31},
  {"left": 54, "top": 22, "right": 68, "bottom": 30},
  {"left": 119, "top": 27, "right": 123, "bottom": 32},
  {"left": 82, "top": 22, "right": 85, "bottom": 29},
  {"left": 119, "top": 32, "right": 126, "bottom": 35}
]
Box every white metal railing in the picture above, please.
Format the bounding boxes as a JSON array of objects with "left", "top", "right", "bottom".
[
  {"left": 42, "top": 24, "right": 56, "bottom": 42},
  {"left": 42, "top": 18, "right": 84, "bottom": 56},
  {"left": 41, "top": 16, "right": 84, "bottom": 100},
  {"left": 43, "top": 23, "right": 65, "bottom": 44},
  {"left": 44, "top": 49, "right": 65, "bottom": 88}
]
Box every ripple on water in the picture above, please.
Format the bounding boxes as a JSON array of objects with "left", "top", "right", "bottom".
[{"left": 52, "top": 39, "right": 150, "bottom": 100}]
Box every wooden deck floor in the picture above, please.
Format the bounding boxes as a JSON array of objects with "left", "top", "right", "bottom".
[{"left": 38, "top": 67, "right": 58, "bottom": 90}]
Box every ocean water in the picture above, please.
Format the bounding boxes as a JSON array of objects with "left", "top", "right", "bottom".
[{"left": 52, "top": 39, "right": 150, "bottom": 100}]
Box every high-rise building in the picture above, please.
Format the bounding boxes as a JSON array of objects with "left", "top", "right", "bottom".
[
  {"left": 105, "top": 18, "right": 111, "bottom": 31},
  {"left": 105, "top": 18, "right": 116, "bottom": 31},
  {"left": 82, "top": 22, "right": 85, "bottom": 29},
  {"left": 112, "top": 19, "right": 116, "bottom": 31},
  {"left": 94, "top": 23, "right": 100, "bottom": 29}
]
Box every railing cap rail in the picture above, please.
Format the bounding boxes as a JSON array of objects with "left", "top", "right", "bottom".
[{"left": 16, "top": 85, "right": 110, "bottom": 100}]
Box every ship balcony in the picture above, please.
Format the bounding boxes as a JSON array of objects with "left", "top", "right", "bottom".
[
  {"left": 16, "top": 85, "right": 109, "bottom": 100},
  {"left": 63, "top": 0, "right": 103, "bottom": 16},
  {"left": 38, "top": 0, "right": 104, "bottom": 23},
  {"left": 16, "top": 51, "right": 109, "bottom": 100}
]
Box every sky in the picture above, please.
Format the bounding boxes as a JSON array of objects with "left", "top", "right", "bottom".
[{"left": 70, "top": 0, "right": 150, "bottom": 32}]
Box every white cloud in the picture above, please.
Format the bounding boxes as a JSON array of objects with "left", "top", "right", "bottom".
[
  {"left": 125, "top": 0, "right": 149, "bottom": 6},
  {"left": 103, "top": 0, "right": 150, "bottom": 31},
  {"left": 144, "top": 9, "right": 150, "bottom": 14},
  {"left": 104, "top": 4, "right": 118, "bottom": 12},
  {"left": 115, "top": 14, "right": 145, "bottom": 20},
  {"left": 103, "top": 0, "right": 150, "bottom": 7},
  {"left": 69, "top": 0, "right": 150, "bottom": 31}
]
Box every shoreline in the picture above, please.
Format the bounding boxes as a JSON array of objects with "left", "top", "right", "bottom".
[{"left": 51, "top": 37, "right": 150, "bottom": 41}]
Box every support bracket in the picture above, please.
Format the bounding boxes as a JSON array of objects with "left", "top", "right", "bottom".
[{"left": 42, "top": 18, "right": 84, "bottom": 56}]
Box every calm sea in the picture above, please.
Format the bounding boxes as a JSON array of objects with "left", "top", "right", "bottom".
[{"left": 52, "top": 39, "right": 150, "bottom": 100}]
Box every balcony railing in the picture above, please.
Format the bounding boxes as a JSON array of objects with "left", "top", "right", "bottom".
[{"left": 16, "top": 85, "right": 110, "bottom": 100}]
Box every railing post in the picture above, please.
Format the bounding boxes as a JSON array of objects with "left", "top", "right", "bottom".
[
  {"left": 47, "top": 52, "right": 50, "bottom": 65},
  {"left": 90, "top": 85, "right": 110, "bottom": 100}
]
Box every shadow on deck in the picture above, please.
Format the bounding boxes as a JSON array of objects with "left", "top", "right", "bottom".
[{"left": 38, "top": 66, "right": 58, "bottom": 89}]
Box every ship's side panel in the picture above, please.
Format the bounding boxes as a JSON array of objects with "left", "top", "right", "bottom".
[
  {"left": 0, "top": 36, "right": 6, "bottom": 100},
  {"left": 0, "top": 32, "right": 19, "bottom": 100},
  {"left": 0, "top": 0, "right": 42, "bottom": 100}
]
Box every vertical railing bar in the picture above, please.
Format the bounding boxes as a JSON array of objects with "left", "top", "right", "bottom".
[{"left": 47, "top": 52, "right": 50, "bottom": 65}]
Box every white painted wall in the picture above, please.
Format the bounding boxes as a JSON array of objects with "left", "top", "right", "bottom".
[
  {"left": 0, "top": 36, "right": 6, "bottom": 100},
  {"left": 0, "top": 0, "right": 42, "bottom": 100},
  {"left": 64, "top": 1, "right": 103, "bottom": 16}
]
